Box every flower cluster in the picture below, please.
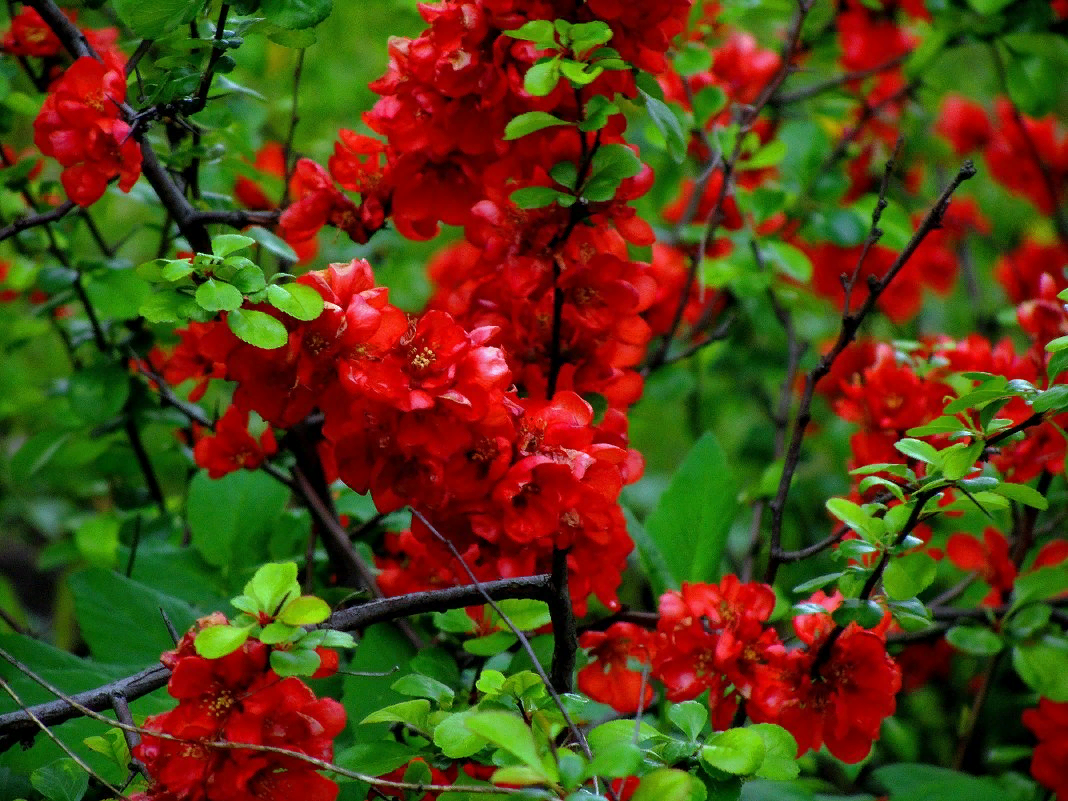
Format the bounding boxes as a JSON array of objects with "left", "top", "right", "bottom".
[
  {"left": 1023, "top": 698, "right": 1068, "bottom": 801},
  {"left": 815, "top": 331, "right": 1067, "bottom": 484},
  {"left": 160, "top": 259, "right": 641, "bottom": 613},
  {"left": 132, "top": 614, "right": 345, "bottom": 801},
  {"left": 33, "top": 56, "right": 141, "bottom": 206},
  {"left": 938, "top": 95, "right": 1068, "bottom": 216},
  {"left": 2, "top": 6, "right": 125, "bottom": 71},
  {"left": 578, "top": 578, "right": 901, "bottom": 763}
]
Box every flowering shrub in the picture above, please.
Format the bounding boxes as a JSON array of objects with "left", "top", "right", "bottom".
[{"left": 0, "top": 1, "right": 1066, "bottom": 801}]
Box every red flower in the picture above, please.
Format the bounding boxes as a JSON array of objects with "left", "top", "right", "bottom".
[
  {"left": 33, "top": 57, "right": 142, "bottom": 207},
  {"left": 2, "top": 8, "right": 62, "bottom": 57},
  {"left": 936, "top": 95, "right": 992, "bottom": 155},
  {"left": 946, "top": 528, "right": 1017, "bottom": 606},
  {"left": 750, "top": 624, "right": 901, "bottom": 763},
  {"left": 193, "top": 406, "right": 278, "bottom": 479},
  {"left": 578, "top": 622, "right": 655, "bottom": 714},
  {"left": 1023, "top": 699, "right": 1068, "bottom": 801}
]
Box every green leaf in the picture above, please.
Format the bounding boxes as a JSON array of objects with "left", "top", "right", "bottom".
[
  {"left": 669, "top": 700, "right": 708, "bottom": 740},
  {"left": 85, "top": 268, "right": 151, "bottom": 321},
  {"left": 825, "top": 497, "right": 881, "bottom": 541},
  {"left": 832, "top": 598, "right": 886, "bottom": 629},
  {"left": 433, "top": 607, "right": 477, "bottom": 634},
  {"left": 271, "top": 647, "right": 323, "bottom": 677},
  {"left": 1032, "top": 385, "right": 1068, "bottom": 414},
  {"left": 504, "top": 111, "right": 572, "bottom": 140},
  {"left": 258, "top": 621, "right": 298, "bottom": 645},
  {"left": 505, "top": 20, "right": 556, "bottom": 45},
  {"left": 883, "top": 552, "right": 937, "bottom": 601},
  {"left": 392, "top": 674, "right": 456, "bottom": 707},
  {"left": 874, "top": 764, "right": 1007, "bottom": 801},
  {"left": 228, "top": 308, "right": 289, "bottom": 349},
  {"left": 494, "top": 599, "right": 551, "bottom": 631},
  {"left": 1046, "top": 335, "right": 1068, "bottom": 353},
  {"left": 991, "top": 482, "right": 1048, "bottom": 510},
  {"left": 645, "top": 432, "right": 739, "bottom": 585},
  {"left": 68, "top": 365, "right": 129, "bottom": 425},
  {"left": 639, "top": 89, "right": 687, "bottom": 163},
  {"left": 195, "top": 624, "right": 252, "bottom": 658},
  {"left": 1012, "top": 638, "right": 1068, "bottom": 701},
  {"left": 560, "top": 59, "right": 604, "bottom": 86},
  {"left": 675, "top": 42, "right": 713, "bottom": 76},
  {"left": 587, "top": 719, "right": 659, "bottom": 752},
  {"left": 73, "top": 516, "right": 119, "bottom": 569},
  {"left": 195, "top": 278, "right": 244, "bottom": 313},
  {"left": 525, "top": 59, "right": 561, "bottom": 96},
  {"left": 580, "top": 95, "right": 618, "bottom": 132},
  {"left": 940, "top": 441, "right": 982, "bottom": 481},
  {"left": 267, "top": 282, "right": 325, "bottom": 321},
  {"left": 749, "top": 723, "right": 799, "bottom": 781},
  {"left": 30, "top": 759, "right": 88, "bottom": 801},
  {"left": 693, "top": 85, "right": 727, "bottom": 128},
  {"left": 894, "top": 438, "right": 940, "bottom": 465},
  {"left": 586, "top": 741, "right": 643, "bottom": 779},
  {"left": 187, "top": 470, "right": 290, "bottom": 572},
  {"left": 260, "top": 0, "right": 333, "bottom": 29},
  {"left": 742, "top": 140, "right": 787, "bottom": 171},
  {"left": 69, "top": 568, "right": 198, "bottom": 664},
  {"left": 465, "top": 711, "right": 553, "bottom": 780},
  {"left": 335, "top": 741, "right": 419, "bottom": 777},
  {"left": 278, "top": 595, "right": 331, "bottom": 625},
  {"left": 1012, "top": 565, "right": 1068, "bottom": 610},
  {"left": 945, "top": 625, "right": 1003, "bottom": 657},
  {"left": 463, "top": 630, "right": 517, "bottom": 656},
  {"left": 434, "top": 709, "right": 487, "bottom": 758},
  {"left": 701, "top": 728, "right": 766, "bottom": 775},
  {"left": 244, "top": 226, "right": 299, "bottom": 262},
  {"left": 83, "top": 728, "right": 130, "bottom": 773},
  {"left": 906, "top": 416, "right": 969, "bottom": 436},
  {"left": 511, "top": 186, "right": 566, "bottom": 209},
  {"left": 113, "top": 0, "right": 199, "bottom": 38},
  {"left": 761, "top": 241, "right": 812, "bottom": 282},
  {"left": 246, "top": 562, "right": 300, "bottom": 614},
  {"left": 362, "top": 699, "right": 432, "bottom": 729},
  {"left": 212, "top": 234, "right": 256, "bottom": 258},
  {"left": 631, "top": 769, "right": 700, "bottom": 801},
  {"left": 568, "top": 21, "right": 613, "bottom": 54}
]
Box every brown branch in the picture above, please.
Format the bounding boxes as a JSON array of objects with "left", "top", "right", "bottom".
[
  {"left": 0, "top": 576, "right": 553, "bottom": 750},
  {"left": 548, "top": 547, "right": 576, "bottom": 693},
  {"left": 772, "top": 53, "right": 909, "bottom": 106},
  {"left": 0, "top": 201, "right": 76, "bottom": 243},
  {"left": 764, "top": 159, "right": 977, "bottom": 584}
]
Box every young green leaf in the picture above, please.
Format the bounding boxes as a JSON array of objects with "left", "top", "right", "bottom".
[{"left": 228, "top": 308, "right": 289, "bottom": 349}]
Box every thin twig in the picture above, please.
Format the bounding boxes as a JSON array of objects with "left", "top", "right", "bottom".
[
  {"left": 0, "top": 576, "right": 553, "bottom": 747},
  {"left": 988, "top": 44, "right": 1068, "bottom": 245},
  {"left": 764, "top": 160, "right": 977, "bottom": 584},
  {"left": 0, "top": 648, "right": 525, "bottom": 794},
  {"left": 281, "top": 48, "right": 306, "bottom": 205},
  {"left": 410, "top": 510, "right": 596, "bottom": 761},
  {"left": 0, "top": 675, "right": 128, "bottom": 797},
  {"left": 772, "top": 53, "right": 909, "bottom": 105},
  {"left": 0, "top": 201, "right": 76, "bottom": 243},
  {"left": 646, "top": 0, "right": 814, "bottom": 373}
]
